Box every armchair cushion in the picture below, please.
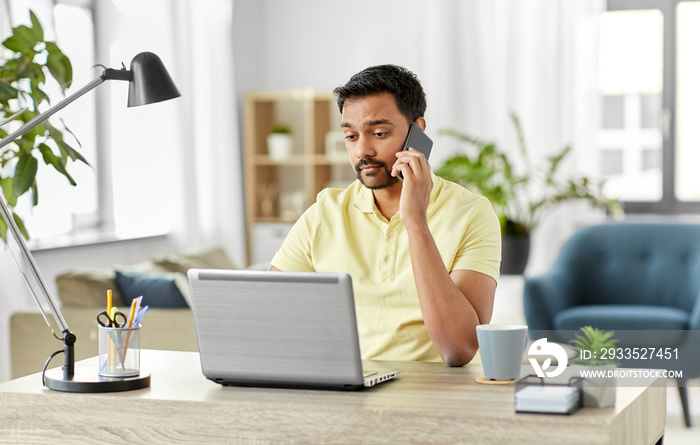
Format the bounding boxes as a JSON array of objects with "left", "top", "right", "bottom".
[{"left": 554, "top": 305, "right": 689, "bottom": 342}]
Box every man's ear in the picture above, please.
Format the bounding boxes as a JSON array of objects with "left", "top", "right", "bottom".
[{"left": 413, "top": 117, "right": 427, "bottom": 131}]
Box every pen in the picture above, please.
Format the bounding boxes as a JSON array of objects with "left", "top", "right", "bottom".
[
  {"left": 122, "top": 299, "right": 140, "bottom": 368},
  {"left": 107, "top": 289, "right": 112, "bottom": 316},
  {"left": 129, "top": 296, "right": 143, "bottom": 327},
  {"left": 133, "top": 305, "right": 149, "bottom": 326}
]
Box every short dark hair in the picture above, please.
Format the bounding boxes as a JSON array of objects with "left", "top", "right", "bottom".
[{"left": 333, "top": 65, "right": 427, "bottom": 123}]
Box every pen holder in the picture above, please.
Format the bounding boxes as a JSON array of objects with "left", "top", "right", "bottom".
[{"left": 98, "top": 325, "right": 141, "bottom": 378}]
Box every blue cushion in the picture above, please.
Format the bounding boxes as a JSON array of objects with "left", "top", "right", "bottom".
[{"left": 114, "top": 270, "right": 189, "bottom": 308}]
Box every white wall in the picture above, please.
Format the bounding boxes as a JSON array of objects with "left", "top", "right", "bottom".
[
  {"left": 232, "top": 0, "right": 605, "bottom": 276},
  {"left": 233, "top": 0, "right": 435, "bottom": 116}
]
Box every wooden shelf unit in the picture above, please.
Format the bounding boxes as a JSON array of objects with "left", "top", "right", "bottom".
[{"left": 244, "top": 90, "right": 352, "bottom": 265}]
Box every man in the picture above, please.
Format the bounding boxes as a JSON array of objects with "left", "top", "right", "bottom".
[{"left": 270, "top": 65, "right": 500, "bottom": 366}]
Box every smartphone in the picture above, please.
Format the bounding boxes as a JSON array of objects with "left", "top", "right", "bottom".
[{"left": 398, "top": 123, "right": 433, "bottom": 180}]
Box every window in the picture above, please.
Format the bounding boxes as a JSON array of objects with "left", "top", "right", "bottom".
[
  {"left": 599, "top": 0, "right": 700, "bottom": 213},
  {"left": 6, "top": 0, "right": 100, "bottom": 241},
  {"left": 675, "top": 1, "right": 700, "bottom": 200},
  {"left": 4, "top": 0, "right": 179, "bottom": 246}
]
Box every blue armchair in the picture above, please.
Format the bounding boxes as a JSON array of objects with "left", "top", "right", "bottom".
[{"left": 524, "top": 223, "right": 700, "bottom": 427}]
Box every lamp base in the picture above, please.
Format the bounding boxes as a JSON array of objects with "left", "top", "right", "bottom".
[{"left": 44, "top": 367, "right": 150, "bottom": 393}]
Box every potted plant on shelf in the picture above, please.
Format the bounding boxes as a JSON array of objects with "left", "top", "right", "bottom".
[
  {"left": 567, "top": 326, "right": 619, "bottom": 408},
  {"left": 266, "top": 123, "right": 292, "bottom": 161},
  {"left": 0, "top": 10, "right": 87, "bottom": 242},
  {"left": 435, "top": 112, "right": 622, "bottom": 275}
]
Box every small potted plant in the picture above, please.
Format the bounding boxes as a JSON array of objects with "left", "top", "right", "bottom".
[
  {"left": 567, "top": 326, "right": 619, "bottom": 408},
  {"left": 266, "top": 123, "right": 293, "bottom": 160}
]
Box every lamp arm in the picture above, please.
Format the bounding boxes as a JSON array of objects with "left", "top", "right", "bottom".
[
  {"left": 0, "top": 190, "right": 77, "bottom": 379},
  {"left": 0, "top": 75, "right": 106, "bottom": 150},
  {"left": 0, "top": 194, "right": 68, "bottom": 330}
]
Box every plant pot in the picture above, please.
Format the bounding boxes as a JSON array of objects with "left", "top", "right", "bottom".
[
  {"left": 569, "top": 364, "right": 617, "bottom": 408},
  {"left": 501, "top": 234, "right": 530, "bottom": 275},
  {"left": 267, "top": 133, "right": 292, "bottom": 160}
]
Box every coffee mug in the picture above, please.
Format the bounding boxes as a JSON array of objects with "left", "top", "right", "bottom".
[{"left": 476, "top": 324, "right": 528, "bottom": 381}]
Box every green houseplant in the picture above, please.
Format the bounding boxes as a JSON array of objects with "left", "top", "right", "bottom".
[
  {"left": 567, "top": 326, "right": 619, "bottom": 408},
  {"left": 435, "top": 112, "right": 622, "bottom": 274},
  {"left": 0, "top": 10, "right": 88, "bottom": 242}
]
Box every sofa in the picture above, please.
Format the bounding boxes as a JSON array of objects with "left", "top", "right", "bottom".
[{"left": 9, "top": 247, "right": 237, "bottom": 379}]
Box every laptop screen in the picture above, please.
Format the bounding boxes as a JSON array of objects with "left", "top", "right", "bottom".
[{"left": 188, "top": 269, "right": 365, "bottom": 388}]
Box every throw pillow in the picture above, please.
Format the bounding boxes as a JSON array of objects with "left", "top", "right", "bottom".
[
  {"left": 56, "top": 269, "right": 124, "bottom": 307},
  {"left": 114, "top": 270, "right": 189, "bottom": 308},
  {"left": 153, "top": 247, "right": 237, "bottom": 274}
]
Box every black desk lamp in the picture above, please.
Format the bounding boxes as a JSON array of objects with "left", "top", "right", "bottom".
[{"left": 0, "top": 52, "right": 180, "bottom": 392}]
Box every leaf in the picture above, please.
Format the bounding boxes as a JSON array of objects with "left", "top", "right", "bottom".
[
  {"left": 59, "top": 119, "right": 84, "bottom": 150},
  {"left": 13, "top": 153, "right": 38, "bottom": 196},
  {"left": 509, "top": 111, "right": 530, "bottom": 172},
  {"left": 3, "top": 25, "right": 40, "bottom": 55},
  {"left": 31, "top": 182, "right": 38, "bottom": 206},
  {"left": 15, "top": 134, "right": 37, "bottom": 153},
  {"left": 29, "top": 80, "right": 49, "bottom": 108},
  {"left": 13, "top": 211, "right": 29, "bottom": 240},
  {"left": 45, "top": 41, "right": 73, "bottom": 91},
  {"left": 0, "top": 214, "right": 6, "bottom": 242},
  {"left": 545, "top": 146, "right": 571, "bottom": 185},
  {"left": 0, "top": 80, "right": 19, "bottom": 101},
  {"left": 39, "top": 143, "right": 76, "bottom": 185},
  {"left": 0, "top": 176, "right": 17, "bottom": 206},
  {"left": 48, "top": 126, "right": 89, "bottom": 165},
  {"left": 29, "top": 10, "right": 44, "bottom": 43}
]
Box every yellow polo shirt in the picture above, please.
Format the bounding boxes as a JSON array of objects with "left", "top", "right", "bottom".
[{"left": 270, "top": 174, "right": 501, "bottom": 363}]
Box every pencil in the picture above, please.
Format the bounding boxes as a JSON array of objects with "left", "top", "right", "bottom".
[
  {"left": 122, "top": 299, "right": 139, "bottom": 370},
  {"left": 127, "top": 299, "right": 137, "bottom": 328}
]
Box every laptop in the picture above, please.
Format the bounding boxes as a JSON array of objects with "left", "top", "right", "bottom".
[{"left": 187, "top": 269, "right": 401, "bottom": 390}]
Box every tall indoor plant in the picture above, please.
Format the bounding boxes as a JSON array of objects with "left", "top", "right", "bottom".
[
  {"left": 0, "top": 10, "right": 87, "bottom": 242},
  {"left": 435, "top": 112, "right": 622, "bottom": 274}
]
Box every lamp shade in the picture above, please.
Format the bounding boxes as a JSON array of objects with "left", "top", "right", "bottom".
[{"left": 127, "top": 52, "right": 181, "bottom": 107}]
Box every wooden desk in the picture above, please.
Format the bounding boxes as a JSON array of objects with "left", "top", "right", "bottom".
[{"left": 0, "top": 350, "right": 665, "bottom": 444}]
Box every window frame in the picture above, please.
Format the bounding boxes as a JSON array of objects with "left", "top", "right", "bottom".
[
  {"left": 607, "top": 0, "right": 700, "bottom": 213},
  {"left": 6, "top": 0, "right": 116, "bottom": 243}
]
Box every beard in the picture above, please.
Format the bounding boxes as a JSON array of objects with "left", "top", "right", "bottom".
[{"left": 354, "top": 158, "right": 400, "bottom": 190}]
